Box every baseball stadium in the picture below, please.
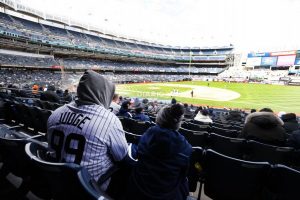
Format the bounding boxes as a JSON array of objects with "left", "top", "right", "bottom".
[{"left": 0, "top": 0, "right": 300, "bottom": 200}]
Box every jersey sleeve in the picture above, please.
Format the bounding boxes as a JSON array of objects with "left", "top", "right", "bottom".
[{"left": 108, "top": 117, "right": 129, "bottom": 161}]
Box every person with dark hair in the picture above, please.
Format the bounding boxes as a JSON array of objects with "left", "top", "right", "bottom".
[
  {"left": 118, "top": 100, "right": 132, "bottom": 118},
  {"left": 63, "top": 89, "right": 72, "bottom": 103},
  {"left": 194, "top": 109, "right": 213, "bottom": 123},
  {"left": 225, "top": 109, "right": 243, "bottom": 122},
  {"left": 281, "top": 113, "right": 300, "bottom": 134},
  {"left": 47, "top": 70, "right": 128, "bottom": 191},
  {"left": 260, "top": 108, "right": 273, "bottom": 113},
  {"left": 250, "top": 109, "right": 256, "bottom": 113},
  {"left": 133, "top": 103, "right": 150, "bottom": 122},
  {"left": 239, "top": 109, "right": 287, "bottom": 145},
  {"left": 126, "top": 103, "right": 192, "bottom": 200},
  {"left": 183, "top": 103, "right": 193, "bottom": 118},
  {"left": 40, "top": 85, "right": 60, "bottom": 103},
  {"left": 287, "top": 130, "right": 300, "bottom": 149},
  {"left": 171, "top": 97, "right": 177, "bottom": 104}
]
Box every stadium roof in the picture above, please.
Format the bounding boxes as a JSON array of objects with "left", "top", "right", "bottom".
[{"left": 18, "top": 0, "right": 300, "bottom": 52}]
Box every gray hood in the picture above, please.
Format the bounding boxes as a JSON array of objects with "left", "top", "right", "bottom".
[{"left": 76, "top": 70, "right": 115, "bottom": 109}]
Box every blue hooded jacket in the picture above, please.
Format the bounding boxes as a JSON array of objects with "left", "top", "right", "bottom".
[{"left": 126, "top": 125, "right": 192, "bottom": 200}]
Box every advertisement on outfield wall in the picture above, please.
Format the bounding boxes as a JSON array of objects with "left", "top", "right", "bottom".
[
  {"left": 277, "top": 55, "right": 296, "bottom": 66},
  {"left": 246, "top": 57, "right": 262, "bottom": 66},
  {"left": 270, "top": 50, "right": 296, "bottom": 56},
  {"left": 294, "top": 59, "right": 300, "bottom": 65},
  {"left": 247, "top": 52, "right": 270, "bottom": 58},
  {"left": 261, "top": 57, "right": 278, "bottom": 66}
]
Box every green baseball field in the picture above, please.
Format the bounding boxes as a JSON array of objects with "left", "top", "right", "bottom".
[{"left": 116, "top": 81, "right": 300, "bottom": 114}]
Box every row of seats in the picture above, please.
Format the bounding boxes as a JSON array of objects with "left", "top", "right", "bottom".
[
  {"left": 189, "top": 147, "right": 300, "bottom": 200},
  {"left": 126, "top": 127, "right": 300, "bottom": 169},
  {"left": 0, "top": 129, "right": 111, "bottom": 200},
  {"left": 3, "top": 100, "right": 51, "bottom": 135}
]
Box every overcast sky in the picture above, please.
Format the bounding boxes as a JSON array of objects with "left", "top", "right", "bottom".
[{"left": 19, "top": 0, "right": 300, "bottom": 52}]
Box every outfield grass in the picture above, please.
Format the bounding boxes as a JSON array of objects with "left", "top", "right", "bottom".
[{"left": 116, "top": 81, "right": 300, "bottom": 114}]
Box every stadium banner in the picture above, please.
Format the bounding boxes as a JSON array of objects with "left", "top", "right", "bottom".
[
  {"left": 294, "top": 58, "right": 300, "bottom": 65},
  {"left": 276, "top": 55, "right": 296, "bottom": 66},
  {"left": 261, "top": 57, "right": 277, "bottom": 66},
  {"left": 247, "top": 52, "right": 270, "bottom": 58},
  {"left": 270, "top": 50, "right": 296, "bottom": 56},
  {"left": 246, "top": 57, "right": 262, "bottom": 66}
]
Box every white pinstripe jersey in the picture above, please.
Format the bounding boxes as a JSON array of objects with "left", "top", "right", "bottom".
[{"left": 47, "top": 102, "right": 128, "bottom": 189}]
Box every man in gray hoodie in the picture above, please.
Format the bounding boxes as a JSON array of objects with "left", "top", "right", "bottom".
[{"left": 47, "top": 70, "right": 128, "bottom": 190}]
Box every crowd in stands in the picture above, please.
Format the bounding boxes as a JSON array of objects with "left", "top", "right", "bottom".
[
  {"left": 0, "top": 12, "right": 233, "bottom": 60},
  {"left": 0, "top": 70, "right": 300, "bottom": 200}
]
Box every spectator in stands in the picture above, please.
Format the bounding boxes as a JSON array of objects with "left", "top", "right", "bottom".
[
  {"left": 56, "top": 89, "right": 63, "bottom": 98},
  {"left": 47, "top": 70, "right": 128, "bottom": 191},
  {"left": 126, "top": 103, "right": 192, "bottom": 200},
  {"left": 32, "top": 84, "right": 39, "bottom": 95},
  {"left": 239, "top": 108, "right": 287, "bottom": 145},
  {"left": 133, "top": 103, "right": 150, "bottom": 122},
  {"left": 287, "top": 130, "right": 300, "bottom": 149},
  {"left": 250, "top": 109, "right": 256, "bottom": 113},
  {"left": 281, "top": 113, "right": 299, "bottom": 134},
  {"left": 63, "top": 89, "right": 72, "bottom": 103},
  {"left": 118, "top": 100, "right": 132, "bottom": 118},
  {"left": 171, "top": 98, "right": 177, "bottom": 104},
  {"left": 194, "top": 109, "right": 213, "bottom": 123},
  {"left": 109, "top": 93, "right": 121, "bottom": 115},
  {"left": 183, "top": 103, "right": 194, "bottom": 118},
  {"left": 148, "top": 100, "right": 159, "bottom": 113},
  {"left": 40, "top": 85, "right": 60, "bottom": 103},
  {"left": 225, "top": 109, "right": 243, "bottom": 122}
]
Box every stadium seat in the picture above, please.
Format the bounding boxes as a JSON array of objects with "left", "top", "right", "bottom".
[
  {"left": 210, "top": 126, "right": 239, "bottom": 138},
  {"left": 187, "top": 147, "right": 204, "bottom": 194},
  {"left": 179, "top": 127, "right": 207, "bottom": 147},
  {"left": 181, "top": 122, "right": 210, "bottom": 132},
  {"left": 25, "top": 142, "right": 111, "bottom": 200},
  {"left": 124, "top": 131, "right": 141, "bottom": 144},
  {"left": 190, "top": 120, "right": 211, "bottom": 126},
  {"left": 0, "top": 130, "right": 44, "bottom": 198},
  {"left": 267, "top": 164, "right": 300, "bottom": 200},
  {"left": 244, "top": 140, "right": 294, "bottom": 165},
  {"left": 207, "top": 133, "right": 246, "bottom": 159},
  {"left": 203, "top": 149, "right": 271, "bottom": 200},
  {"left": 120, "top": 117, "right": 153, "bottom": 135}
]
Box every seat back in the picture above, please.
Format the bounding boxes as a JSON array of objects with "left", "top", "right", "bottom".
[
  {"left": 211, "top": 126, "right": 238, "bottom": 138},
  {"left": 181, "top": 122, "right": 209, "bottom": 132},
  {"left": 203, "top": 149, "right": 270, "bottom": 200},
  {"left": 25, "top": 142, "right": 109, "bottom": 200},
  {"left": 267, "top": 164, "right": 300, "bottom": 200},
  {"left": 0, "top": 132, "right": 30, "bottom": 177},
  {"left": 187, "top": 147, "right": 204, "bottom": 192},
  {"left": 207, "top": 133, "right": 246, "bottom": 159},
  {"left": 125, "top": 131, "right": 141, "bottom": 144},
  {"left": 179, "top": 127, "right": 207, "bottom": 147},
  {"left": 245, "top": 140, "right": 294, "bottom": 165}
]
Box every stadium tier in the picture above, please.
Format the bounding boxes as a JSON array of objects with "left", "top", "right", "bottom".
[{"left": 0, "top": 6, "right": 233, "bottom": 71}]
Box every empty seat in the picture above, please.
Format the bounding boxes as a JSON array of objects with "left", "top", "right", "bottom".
[
  {"left": 267, "top": 164, "right": 300, "bottom": 200},
  {"left": 245, "top": 140, "right": 294, "bottom": 165},
  {"left": 179, "top": 127, "right": 207, "bottom": 147},
  {"left": 207, "top": 133, "right": 246, "bottom": 159},
  {"left": 125, "top": 131, "right": 141, "bottom": 144},
  {"left": 202, "top": 149, "right": 271, "bottom": 200},
  {"left": 211, "top": 126, "right": 238, "bottom": 138},
  {"left": 181, "top": 122, "right": 209, "bottom": 132}
]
